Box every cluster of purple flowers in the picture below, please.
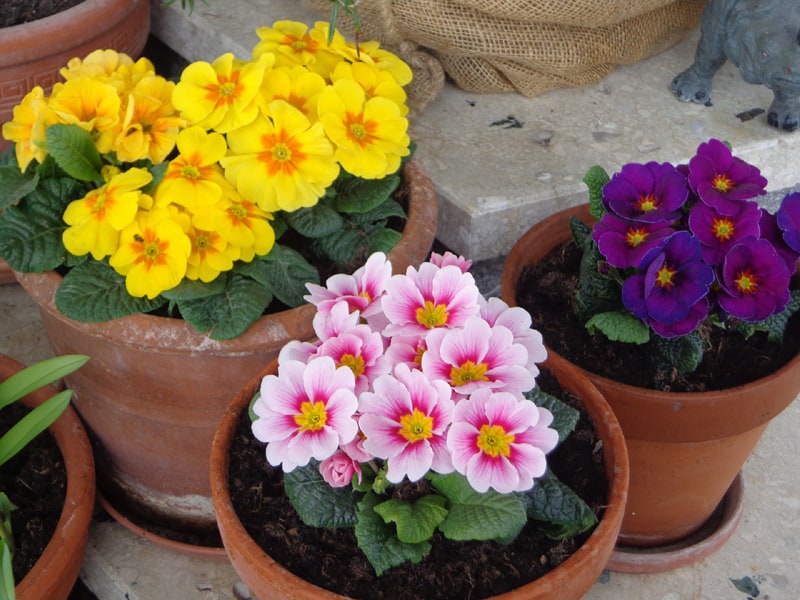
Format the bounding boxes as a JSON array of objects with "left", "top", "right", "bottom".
[{"left": 592, "top": 139, "right": 800, "bottom": 338}]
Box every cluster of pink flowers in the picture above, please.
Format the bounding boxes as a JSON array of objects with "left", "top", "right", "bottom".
[{"left": 251, "top": 252, "right": 558, "bottom": 495}]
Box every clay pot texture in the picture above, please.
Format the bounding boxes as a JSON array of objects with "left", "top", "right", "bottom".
[
  {"left": 500, "top": 203, "right": 800, "bottom": 548},
  {"left": 209, "top": 352, "right": 629, "bottom": 600},
  {"left": 0, "top": 354, "right": 96, "bottom": 600},
  {"left": 14, "top": 159, "right": 438, "bottom": 532},
  {"left": 0, "top": 0, "right": 151, "bottom": 153}
]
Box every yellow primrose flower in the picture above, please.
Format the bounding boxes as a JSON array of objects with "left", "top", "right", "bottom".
[
  {"left": 61, "top": 49, "right": 133, "bottom": 82},
  {"left": 62, "top": 167, "right": 153, "bottom": 260},
  {"left": 356, "top": 41, "right": 414, "bottom": 87},
  {"left": 1, "top": 86, "right": 52, "bottom": 171},
  {"left": 114, "top": 75, "right": 184, "bottom": 164},
  {"left": 154, "top": 126, "right": 230, "bottom": 209},
  {"left": 109, "top": 208, "right": 192, "bottom": 299},
  {"left": 185, "top": 225, "right": 238, "bottom": 282},
  {"left": 253, "top": 20, "right": 344, "bottom": 78},
  {"left": 258, "top": 66, "right": 327, "bottom": 120},
  {"left": 220, "top": 99, "right": 339, "bottom": 212},
  {"left": 48, "top": 77, "right": 122, "bottom": 154},
  {"left": 331, "top": 61, "right": 408, "bottom": 116},
  {"left": 172, "top": 53, "right": 271, "bottom": 133},
  {"left": 191, "top": 192, "right": 275, "bottom": 263},
  {"left": 318, "top": 78, "right": 410, "bottom": 179}
]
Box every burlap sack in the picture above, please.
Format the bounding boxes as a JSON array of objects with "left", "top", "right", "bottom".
[{"left": 304, "top": 0, "right": 705, "bottom": 111}]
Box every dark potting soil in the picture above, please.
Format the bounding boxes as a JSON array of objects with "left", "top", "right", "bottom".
[
  {"left": 228, "top": 368, "right": 608, "bottom": 599},
  {"left": 1, "top": 0, "right": 86, "bottom": 27},
  {"left": 515, "top": 239, "right": 800, "bottom": 392},
  {"left": 0, "top": 403, "right": 66, "bottom": 585}
]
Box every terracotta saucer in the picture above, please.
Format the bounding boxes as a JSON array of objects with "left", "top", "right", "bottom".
[{"left": 607, "top": 472, "right": 744, "bottom": 574}]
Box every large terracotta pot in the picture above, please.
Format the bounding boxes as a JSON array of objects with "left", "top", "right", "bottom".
[
  {"left": 0, "top": 0, "right": 150, "bottom": 153},
  {"left": 501, "top": 203, "right": 800, "bottom": 571},
  {"left": 14, "top": 159, "right": 438, "bottom": 533},
  {"left": 209, "top": 352, "right": 629, "bottom": 600},
  {"left": 0, "top": 354, "right": 96, "bottom": 600}
]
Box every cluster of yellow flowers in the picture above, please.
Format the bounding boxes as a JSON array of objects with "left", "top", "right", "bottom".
[{"left": 2, "top": 20, "right": 412, "bottom": 300}]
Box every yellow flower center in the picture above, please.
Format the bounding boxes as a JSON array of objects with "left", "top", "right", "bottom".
[
  {"left": 450, "top": 360, "right": 489, "bottom": 387},
  {"left": 272, "top": 143, "right": 291, "bottom": 162},
  {"left": 476, "top": 424, "right": 514, "bottom": 458},
  {"left": 349, "top": 123, "right": 367, "bottom": 139},
  {"left": 636, "top": 193, "right": 659, "bottom": 213},
  {"left": 415, "top": 300, "right": 448, "bottom": 328},
  {"left": 181, "top": 165, "right": 201, "bottom": 180},
  {"left": 735, "top": 269, "right": 759, "bottom": 294},
  {"left": 655, "top": 264, "right": 675, "bottom": 290},
  {"left": 712, "top": 173, "right": 734, "bottom": 192},
  {"left": 712, "top": 217, "right": 735, "bottom": 242},
  {"left": 625, "top": 227, "right": 648, "bottom": 248},
  {"left": 196, "top": 234, "right": 210, "bottom": 251},
  {"left": 220, "top": 81, "right": 237, "bottom": 97},
  {"left": 294, "top": 401, "right": 328, "bottom": 432},
  {"left": 398, "top": 408, "right": 434, "bottom": 443},
  {"left": 132, "top": 230, "right": 169, "bottom": 269},
  {"left": 339, "top": 353, "right": 365, "bottom": 378}
]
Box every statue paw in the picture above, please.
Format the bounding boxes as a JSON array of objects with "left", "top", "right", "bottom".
[
  {"left": 767, "top": 97, "right": 800, "bottom": 131},
  {"left": 671, "top": 68, "right": 713, "bottom": 106}
]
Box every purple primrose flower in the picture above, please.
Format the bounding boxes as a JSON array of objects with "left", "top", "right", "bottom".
[
  {"left": 592, "top": 212, "right": 675, "bottom": 269},
  {"left": 687, "top": 139, "right": 767, "bottom": 216},
  {"left": 602, "top": 161, "right": 688, "bottom": 224},
  {"left": 776, "top": 192, "right": 800, "bottom": 254},
  {"left": 688, "top": 199, "right": 761, "bottom": 266},
  {"left": 760, "top": 208, "right": 800, "bottom": 273},
  {"left": 717, "top": 237, "right": 791, "bottom": 322},
  {"left": 622, "top": 231, "right": 715, "bottom": 338}
]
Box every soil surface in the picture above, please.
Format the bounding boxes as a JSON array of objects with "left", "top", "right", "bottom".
[
  {"left": 228, "top": 368, "right": 608, "bottom": 599},
  {"left": 515, "top": 239, "right": 800, "bottom": 392},
  {"left": 1, "top": 0, "right": 86, "bottom": 27}
]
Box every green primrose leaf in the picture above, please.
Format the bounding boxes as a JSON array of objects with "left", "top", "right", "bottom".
[
  {"left": 0, "top": 390, "right": 72, "bottom": 467},
  {"left": 373, "top": 495, "right": 448, "bottom": 544},
  {"left": 583, "top": 165, "right": 609, "bottom": 221},
  {"left": 355, "top": 492, "right": 430, "bottom": 576},
  {"left": 316, "top": 227, "right": 366, "bottom": 270},
  {"left": 517, "top": 470, "right": 598, "bottom": 539},
  {"left": 0, "top": 165, "right": 39, "bottom": 210},
  {"left": 331, "top": 174, "right": 401, "bottom": 214},
  {"left": 348, "top": 198, "right": 407, "bottom": 226},
  {"left": 429, "top": 472, "right": 527, "bottom": 542},
  {"left": 585, "top": 311, "right": 650, "bottom": 344},
  {"left": 0, "top": 354, "right": 88, "bottom": 410},
  {"left": 760, "top": 289, "right": 800, "bottom": 344},
  {"left": 650, "top": 331, "right": 704, "bottom": 376},
  {"left": 0, "top": 177, "right": 83, "bottom": 272},
  {"left": 46, "top": 124, "right": 103, "bottom": 182},
  {"left": 283, "top": 203, "right": 345, "bottom": 238},
  {"left": 161, "top": 274, "right": 227, "bottom": 301},
  {"left": 56, "top": 260, "right": 166, "bottom": 321},
  {"left": 525, "top": 387, "right": 579, "bottom": 443},
  {"left": 368, "top": 228, "right": 402, "bottom": 255},
  {"left": 178, "top": 273, "right": 271, "bottom": 340},
  {"left": 284, "top": 463, "right": 359, "bottom": 528},
  {"left": 258, "top": 245, "right": 319, "bottom": 307}
]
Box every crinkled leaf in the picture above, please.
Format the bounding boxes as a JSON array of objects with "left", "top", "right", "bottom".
[
  {"left": 650, "top": 330, "right": 704, "bottom": 376},
  {"left": 0, "top": 165, "right": 39, "bottom": 209},
  {"left": 583, "top": 166, "right": 609, "bottom": 221},
  {"left": 46, "top": 124, "right": 103, "bottom": 182},
  {"left": 317, "top": 228, "right": 365, "bottom": 271},
  {"left": 586, "top": 310, "right": 650, "bottom": 344},
  {"left": 0, "top": 390, "right": 72, "bottom": 467},
  {"left": 283, "top": 203, "right": 345, "bottom": 238},
  {"left": 331, "top": 174, "right": 400, "bottom": 214},
  {"left": 284, "top": 463, "right": 359, "bottom": 528},
  {"left": 517, "top": 470, "right": 598, "bottom": 539},
  {"left": 355, "top": 491, "right": 430, "bottom": 576},
  {"left": 347, "top": 198, "right": 406, "bottom": 226},
  {"left": 740, "top": 289, "right": 800, "bottom": 344},
  {"left": 0, "top": 177, "right": 82, "bottom": 272},
  {"left": 571, "top": 220, "right": 622, "bottom": 322},
  {"left": 428, "top": 472, "right": 527, "bottom": 542},
  {"left": 258, "top": 245, "right": 319, "bottom": 307},
  {"left": 368, "top": 227, "right": 402, "bottom": 255},
  {"left": 178, "top": 273, "right": 271, "bottom": 340},
  {"left": 56, "top": 261, "right": 166, "bottom": 321},
  {"left": 525, "top": 387, "right": 579, "bottom": 443},
  {"left": 161, "top": 274, "right": 227, "bottom": 301},
  {"left": 373, "top": 495, "right": 448, "bottom": 544}
]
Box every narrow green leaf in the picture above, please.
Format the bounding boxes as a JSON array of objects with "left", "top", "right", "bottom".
[
  {"left": 45, "top": 124, "right": 102, "bottom": 181},
  {"left": 178, "top": 273, "right": 271, "bottom": 340},
  {"left": 284, "top": 463, "right": 359, "bottom": 528},
  {"left": 585, "top": 311, "right": 650, "bottom": 344},
  {"left": 55, "top": 261, "right": 165, "bottom": 321},
  {"left": 373, "top": 495, "right": 448, "bottom": 544},
  {"left": 258, "top": 246, "right": 319, "bottom": 307},
  {"left": 0, "top": 390, "right": 72, "bottom": 467},
  {"left": 517, "top": 470, "right": 598, "bottom": 539},
  {"left": 0, "top": 542, "right": 13, "bottom": 600},
  {"left": 429, "top": 473, "right": 527, "bottom": 542},
  {"left": 0, "top": 354, "right": 88, "bottom": 410},
  {"left": 526, "top": 388, "right": 579, "bottom": 443},
  {"left": 582, "top": 166, "right": 609, "bottom": 221},
  {"left": 355, "top": 492, "right": 430, "bottom": 576}
]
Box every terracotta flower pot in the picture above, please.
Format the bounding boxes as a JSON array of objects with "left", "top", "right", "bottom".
[
  {"left": 209, "top": 352, "right": 629, "bottom": 600},
  {"left": 501, "top": 203, "right": 800, "bottom": 571},
  {"left": 0, "top": 0, "right": 150, "bottom": 153},
  {"left": 14, "top": 159, "right": 438, "bottom": 535},
  {"left": 0, "top": 354, "right": 96, "bottom": 600}
]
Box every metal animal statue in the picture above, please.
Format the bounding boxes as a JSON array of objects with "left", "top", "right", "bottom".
[{"left": 672, "top": 0, "right": 800, "bottom": 131}]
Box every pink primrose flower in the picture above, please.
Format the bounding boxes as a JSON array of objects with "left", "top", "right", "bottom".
[
  {"left": 304, "top": 251, "right": 391, "bottom": 318},
  {"left": 479, "top": 296, "right": 548, "bottom": 375},
  {"left": 319, "top": 450, "right": 363, "bottom": 487},
  {"left": 429, "top": 250, "right": 473, "bottom": 273},
  {"left": 252, "top": 357, "right": 359, "bottom": 472},
  {"left": 315, "top": 323, "right": 389, "bottom": 395},
  {"left": 312, "top": 299, "right": 361, "bottom": 342},
  {"left": 359, "top": 364, "right": 455, "bottom": 483},
  {"left": 381, "top": 263, "right": 481, "bottom": 338},
  {"left": 446, "top": 389, "right": 558, "bottom": 494},
  {"left": 422, "top": 316, "right": 536, "bottom": 397}
]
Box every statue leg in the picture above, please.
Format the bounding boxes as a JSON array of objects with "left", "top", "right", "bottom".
[{"left": 767, "top": 88, "right": 800, "bottom": 131}]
